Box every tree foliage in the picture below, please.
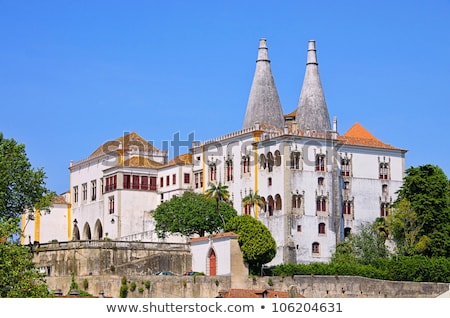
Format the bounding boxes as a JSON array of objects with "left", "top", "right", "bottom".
[
  {"left": 0, "top": 218, "right": 50, "bottom": 297},
  {"left": 392, "top": 164, "right": 450, "bottom": 257},
  {"left": 204, "top": 182, "right": 230, "bottom": 226},
  {"left": 242, "top": 190, "right": 264, "bottom": 212},
  {"left": 333, "top": 221, "right": 391, "bottom": 265},
  {"left": 225, "top": 215, "right": 276, "bottom": 274},
  {"left": 154, "top": 191, "right": 237, "bottom": 238},
  {"left": 0, "top": 133, "right": 55, "bottom": 221}
]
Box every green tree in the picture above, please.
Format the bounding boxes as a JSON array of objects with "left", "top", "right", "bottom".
[
  {"left": 225, "top": 215, "right": 276, "bottom": 274},
  {"left": 204, "top": 181, "right": 230, "bottom": 226},
  {"left": 0, "top": 218, "right": 50, "bottom": 297},
  {"left": 0, "top": 133, "right": 55, "bottom": 221},
  {"left": 387, "top": 198, "right": 429, "bottom": 256},
  {"left": 333, "top": 221, "right": 390, "bottom": 265},
  {"left": 393, "top": 164, "right": 450, "bottom": 257},
  {"left": 154, "top": 191, "right": 237, "bottom": 238},
  {"left": 242, "top": 190, "right": 264, "bottom": 215}
]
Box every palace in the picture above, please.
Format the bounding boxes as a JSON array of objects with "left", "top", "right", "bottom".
[{"left": 22, "top": 39, "right": 406, "bottom": 266}]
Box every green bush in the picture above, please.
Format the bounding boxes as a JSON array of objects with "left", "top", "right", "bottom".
[{"left": 270, "top": 256, "right": 450, "bottom": 283}]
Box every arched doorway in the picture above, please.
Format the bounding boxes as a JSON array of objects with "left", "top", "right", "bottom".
[{"left": 208, "top": 249, "right": 217, "bottom": 276}]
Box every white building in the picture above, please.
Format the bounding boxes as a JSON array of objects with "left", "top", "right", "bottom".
[{"left": 23, "top": 39, "right": 406, "bottom": 265}]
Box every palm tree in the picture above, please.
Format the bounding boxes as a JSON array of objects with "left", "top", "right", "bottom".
[
  {"left": 205, "top": 181, "right": 230, "bottom": 226},
  {"left": 242, "top": 190, "right": 264, "bottom": 218}
]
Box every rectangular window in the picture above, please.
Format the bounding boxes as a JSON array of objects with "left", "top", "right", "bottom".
[
  {"left": 184, "top": 173, "right": 190, "bottom": 184},
  {"left": 194, "top": 172, "right": 203, "bottom": 189},
  {"left": 268, "top": 177, "right": 272, "bottom": 186},
  {"left": 132, "top": 175, "right": 140, "bottom": 189},
  {"left": 123, "top": 174, "right": 131, "bottom": 189},
  {"left": 82, "top": 183, "right": 87, "bottom": 201},
  {"left": 91, "top": 180, "right": 97, "bottom": 201},
  {"left": 109, "top": 196, "right": 115, "bottom": 214},
  {"left": 150, "top": 177, "right": 157, "bottom": 191},
  {"left": 290, "top": 152, "right": 301, "bottom": 170},
  {"left": 172, "top": 174, "right": 176, "bottom": 185},
  {"left": 297, "top": 225, "right": 302, "bottom": 232},
  {"left": 141, "top": 176, "right": 149, "bottom": 190},
  {"left": 166, "top": 175, "right": 170, "bottom": 186},
  {"left": 105, "top": 175, "right": 117, "bottom": 192},
  {"left": 160, "top": 177, "right": 164, "bottom": 188},
  {"left": 73, "top": 186, "right": 79, "bottom": 203}
]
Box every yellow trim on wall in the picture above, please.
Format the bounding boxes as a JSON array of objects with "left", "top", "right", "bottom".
[
  {"left": 34, "top": 209, "right": 40, "bottom": 243},
  {"left": 20, "top": 213, "right": 27, "bottom": 245},
  {"left": 253, "top": 131, "right": 262, "bottom": 219}
]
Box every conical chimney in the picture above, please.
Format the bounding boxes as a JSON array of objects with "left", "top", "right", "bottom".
[
  {"left": 295, "top": 40, "right": 331, "bottom": 133},
  {"left": 243, "top": 39, "right": 285, "bottom": 130}
]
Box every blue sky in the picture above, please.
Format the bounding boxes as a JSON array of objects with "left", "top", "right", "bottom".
[{"left": 1, "top": 1, "right": 449, "bottom": 194}]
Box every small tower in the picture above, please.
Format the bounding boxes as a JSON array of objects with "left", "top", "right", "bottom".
[
  {"left": 295, "top": 40, "right": 331, "bottom": 133},
  {"left": 242, "top": 38, "right": 285, "bottom": 130}
]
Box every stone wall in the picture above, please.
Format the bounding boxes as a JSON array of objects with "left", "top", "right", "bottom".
[
  {"left": 34, "top": 241, "right": 449, "bottom": 298},
  {"left": 46, "top": 274, "right": 449, "bottom": 298},
  {"left": 33, "top": 240, "right": 192, "bottom": 277}
]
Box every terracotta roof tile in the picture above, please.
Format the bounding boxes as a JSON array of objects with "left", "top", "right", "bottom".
[
  {"left": 189, "top": 232, "right": 238, "bottom": 243},
  {"left": 88, "top": 132, "right": 160, "bottom": 159},
  {"left": 52, "top": 195, "right": 68, "bottom": 205},
  {"left": 284, "top": 109, "right": 297, "bottom": 117},
  {"left": 219, "top": 288, "right": 303, "bottom": 298},
  {"left": 122, "top": 156, "right": 164, "bottom": 169},
  {"left": 164, "top": 153, "right": 193, "bottom": 167},
  {"left": 338, "top": 122, "right": 399, "bottom": 150}
]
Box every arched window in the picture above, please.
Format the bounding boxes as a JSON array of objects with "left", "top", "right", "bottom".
[
  {"left": 316, "top": 196, "right": 327, "bottom": 212},
  {"left": 343, "top": 200, "right": 353, "bottom": 215},
  {"left": 380, "top": 203, "right": 389, "bottom": 217},
  {"left": 267, "top": 196, "right": 274, "bottom": 216},
  {"left": 267, "top": 152, "right": 274, "bottom": 172},
  {"left": 259, "top": 154, "right": 267, "bottom": 170},
  {"left": 226, "top": 159, "right": 233, "bottom": 182},
  {"left": 292, "top": 195, "right": 301, "bottom": 208},
  {"left": 312, "top": 242, "right": 320, "bottom": 254},
  {"left": 275, "top": 194, "right": 282, "bottom": 211},
  {"left": 318, "top": 223, "right": 326, "bottom": 234},
  {"left": 261, "top": 197, "right": 267, "bottom": 212},
  {"left": 315, "top": 154, "right": 325, "bottom": 171},
  {"left": 274, "top": 150, "right": 281, "bottom": 167}
]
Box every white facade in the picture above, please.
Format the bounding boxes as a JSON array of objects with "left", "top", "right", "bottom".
[{"left": 24, "top": 39, "right": 407, "bottom": 266}]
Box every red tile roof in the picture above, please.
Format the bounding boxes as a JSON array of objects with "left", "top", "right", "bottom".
[
  {"left": 88, "top": 132, "right": 160, "bottom": 159},
  {"left": 338, "top": 122, "right": 401, "bottom": 150},
  {"left": 164, "top": 153, "right": 193, "bottom": 167},
  {"left": 189, "top": 232, "right": 238, "bottom": 243},
  {"left": 218, "top": 288, "right": 304, "bottom": 298}
]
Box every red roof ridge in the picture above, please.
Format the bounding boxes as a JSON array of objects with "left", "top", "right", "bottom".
[{"left": 189, "top": 232, "right": 238, "bottom": 243}]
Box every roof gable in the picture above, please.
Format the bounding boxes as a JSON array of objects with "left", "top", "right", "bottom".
[
  {"left": 88, "top": 132, "right": 160, "bottom": 159},
  {"left": 339, "top": 122, "right": 399, "bottom": 150}
]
